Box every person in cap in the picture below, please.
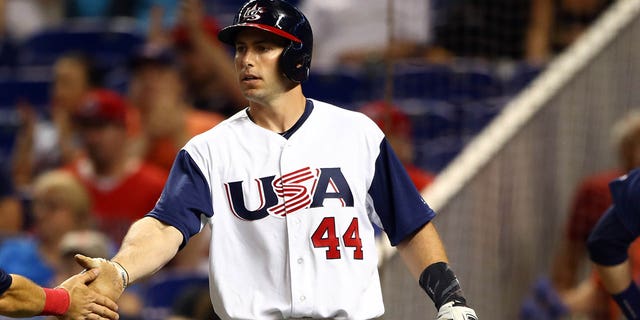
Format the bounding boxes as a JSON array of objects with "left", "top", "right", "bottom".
[
  {"left": 66, "top": 89, "right": 167, "bottom": 245},
  {"left": 73, "top": 1, "right": 477, "bottom": 319}
]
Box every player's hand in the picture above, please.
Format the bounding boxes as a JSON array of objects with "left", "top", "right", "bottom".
[
  {"left": 57, "top": 268, "right": 120, "bottom": 320},
  {"left": 436, "top": 301, "right": 478, "bottom": 320},
  {"left": 74, "top": 254, "right": 126, "bottom": 302}
]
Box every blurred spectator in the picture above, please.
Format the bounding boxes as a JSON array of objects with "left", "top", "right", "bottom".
[
  {"left": 527, "top": 0, "right": 614, "bottom": 64},
  {"left": 432, "top": 0, "right": 533, "bottom": 61},
  {"left": 298, "top": 0, "right": 432, "bottom": 72},
  {"left": 359, "top": 100, "right": 435, "bottom": 191},
  {"left": 0, "top": 160, "right": 22, "bottom": 238},
  {"left": 0, "top": 0, "right": 63, "bottom": 41},
  {"left": 551, "top": 110, "right": 640, "bottom": 318},
  {"left": 134, "top": 0, "right": 179, "bottom": 34},
  {"left": 0, "top": 169, "right": 91, "bottom": 287},
  {"left": 57, "top": 230, "right": 112, "bottom": 279},
  {"left": 170, "top": 0, "right": 246, "bottom": 117},
  {"left": 66, "top": 89, "right": 166, "bottom": 244},
  {"left": 12, "top": 52, "right": 102, "bottom": 190},
  {"left": 127, "top": 44, "right": 224, "bottom": 172},
  {"left": 0, "top": 0, "right": 18, "bottom": 68},
  {"left": 167, "top": 286, "right": 219, "bottom": 320},
  {"left": 55, "top": 229, "right": 145, "bottom": 319}
]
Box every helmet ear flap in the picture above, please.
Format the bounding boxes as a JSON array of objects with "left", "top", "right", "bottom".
[{"left": 280, "top": 42, "right": 311, "bottom": 83}]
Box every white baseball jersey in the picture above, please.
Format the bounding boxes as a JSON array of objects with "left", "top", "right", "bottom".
[{"left": 147, "top": 99, "right": 435, "bottom": 319}]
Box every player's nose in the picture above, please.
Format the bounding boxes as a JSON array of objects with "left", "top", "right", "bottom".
[{"left": 238, "top": 50, "right": 255, "bottom": 68}]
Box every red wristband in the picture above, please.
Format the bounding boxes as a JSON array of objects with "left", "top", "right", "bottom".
[{"left": 41, "top": 288, "right": 70, "bottom": 316}]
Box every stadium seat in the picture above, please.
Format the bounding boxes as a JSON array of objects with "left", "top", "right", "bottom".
[
  {"left": 413, "top": 136, "right": 463, "bottom": 173},
  {"left": 504, "top": 62, "right": 544, "bottom": 94},
  {"left": 394, "top": 98, "right": 460, "bottom": 141},
  {"left": 392, "top": 63, "right": 454, "bottom": 101},
  {"left": 141, "top": 272, "right": 209, "bottom": 320},
  {"left": 458, "top": 96, "right": 509, "bottom": 138},
  {"left": 0, "top": 79, "right": 50, "bottom": 110},
  {"left": 17, "top": 20, "right": 144, "bottom": 68},
  {"left": 450, "top": 66, "right": 503, "bottom": 101},
  {"left": 304, "top": 70, "right": 370, "bottom": 109},
  {"left": 0, "top": 79, "right": 51, "bottom": 156}
]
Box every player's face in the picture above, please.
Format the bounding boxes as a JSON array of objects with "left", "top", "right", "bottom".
[{"left": 234, "top": 29, "right": 288, "bottom": 103}]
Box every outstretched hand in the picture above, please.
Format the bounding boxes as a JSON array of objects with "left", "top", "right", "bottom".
[
  {"left": 57, "top": 269, "right": 119, "bottom": 320},
  {"left": 74, "top": 255, "right": 126, "bottom": 302},
  {"left": 436, "top": 301, "right": 478, "bottom": 320}
]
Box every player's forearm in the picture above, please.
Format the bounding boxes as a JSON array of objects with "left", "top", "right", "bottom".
[
  {"left": 595, "top": 260, "right": 633, "bottom": 295},
  {"left": 397, "top": 222, "right": 475, "bottom": 315},
  {"left": 397, "top": 222, "right": 448, "bottom": 280},
  {"left": 0, "top": 275, "right": 45, "bottom": 317},
  {"left": 112, "top": 217, "right": 183, "bottom": 284}
]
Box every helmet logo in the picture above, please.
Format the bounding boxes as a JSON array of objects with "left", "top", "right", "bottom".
[{"left": 243, "top": 4, "right": 265, "bottom": 21}]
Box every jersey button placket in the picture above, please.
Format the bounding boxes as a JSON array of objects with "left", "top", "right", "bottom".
[{"left": 280, "top": 141, "right": 312, "bottom": 315}]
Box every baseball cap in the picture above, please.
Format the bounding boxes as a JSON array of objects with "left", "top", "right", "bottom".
[
  {"left": 359, "top": 100, "right": 413, "bottom": 139},
  {"left": 173, "top": 17, "right": 221, "bottom": 49},
  {"left": 59, "top": 230, "right": 111, "bottom": 258},
  {"left": 129, "top": 44, "right": 177, "bottom": 71},
  {"left": 74, "top": 89, "right": 129, "bottom": 126}
]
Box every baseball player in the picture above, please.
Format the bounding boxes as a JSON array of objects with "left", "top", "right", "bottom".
[
  {"left": 0, "top": 267, "right": 118, "bottom": 319},
  {"left": 79, "top": 0, "right": 478, "bottom": 319},
  {"left": 588, "top": 167, "right": 640, "bottom": 319}
]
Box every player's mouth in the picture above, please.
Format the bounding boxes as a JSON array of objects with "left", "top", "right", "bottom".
[{"left": 241, "top": 74, "right": 261, "bottom": 83}]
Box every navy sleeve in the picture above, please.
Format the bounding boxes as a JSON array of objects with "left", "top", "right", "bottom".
[
  {"left": 368, "top": 138, "right": 436, "bottom": 246},
  {"left": 0, "top": 268, "right": 12, "bottom": 295},
  {"left": 146, "top": 150, "right": 214, "bottom": 249},
  {"left": 587, "top": 206, "right": 636, "bottom": 266},
  {"left": 612, "top": 169, "right": 640, "bottom": 236}
]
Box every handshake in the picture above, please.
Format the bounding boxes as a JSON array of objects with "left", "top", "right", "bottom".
[{"left": 55, "top": 254, "right": 129, "bottom": 320}]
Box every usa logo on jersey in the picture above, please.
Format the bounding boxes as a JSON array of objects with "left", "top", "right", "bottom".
[{"left": 224, "top": 167, "right": 354, "bottom": 221}]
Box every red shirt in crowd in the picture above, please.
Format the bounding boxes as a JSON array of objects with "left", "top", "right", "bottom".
[
  {"left": 66, "top": 158, "right": 167, "bottom": 244},
  {"left": 566, "top": 170, "right": 623, "bottom": 243}
]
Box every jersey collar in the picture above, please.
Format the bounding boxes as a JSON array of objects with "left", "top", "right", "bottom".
[
  {"left": 245, "top": 99, "right": 314, "bottom": 140},
  {"left": 279, "top": 99, "right": 313, "bottom": 139}
]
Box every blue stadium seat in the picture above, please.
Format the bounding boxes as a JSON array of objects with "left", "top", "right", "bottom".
[
  {"left": 17, "top": 20, "right": 144, "bottom": 68},
  {"left": 392, "top": 63, "right": 454, "bottom": 101},
  {"left": 304, "top": 71, "right": 370, "bottom": 109},
  {"left": 458, "top": 96, "right": 509, "bottom": 138},
  {"left": 0, "top": 79, "right": 51, "bottom": 156},
  {"left": 141, "top": 272, "right": 209, "bottom": 320},
  {"left": 450, "top": 67, "right": 502, "bottom": 101},
  {"left": 0, "top": 79, "right": 50, "bottom": 109},
  {"left": 505, "top": 62, "right": 543, "bottom": 94},
  {"left": 413, "top": 136, "right": 463, "bottom": 173},
  {"left": 394, "top": 98, "right": 460, "bottom": 141}
]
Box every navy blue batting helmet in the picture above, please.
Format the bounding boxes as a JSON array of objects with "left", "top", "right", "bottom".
[{"left": 218, "top": 0, "right": 313, "bottom": 83}]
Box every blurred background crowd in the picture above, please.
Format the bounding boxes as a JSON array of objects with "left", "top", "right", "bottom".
[{"left": 0, "top": 0, "right": 630, "bottom": 319}]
